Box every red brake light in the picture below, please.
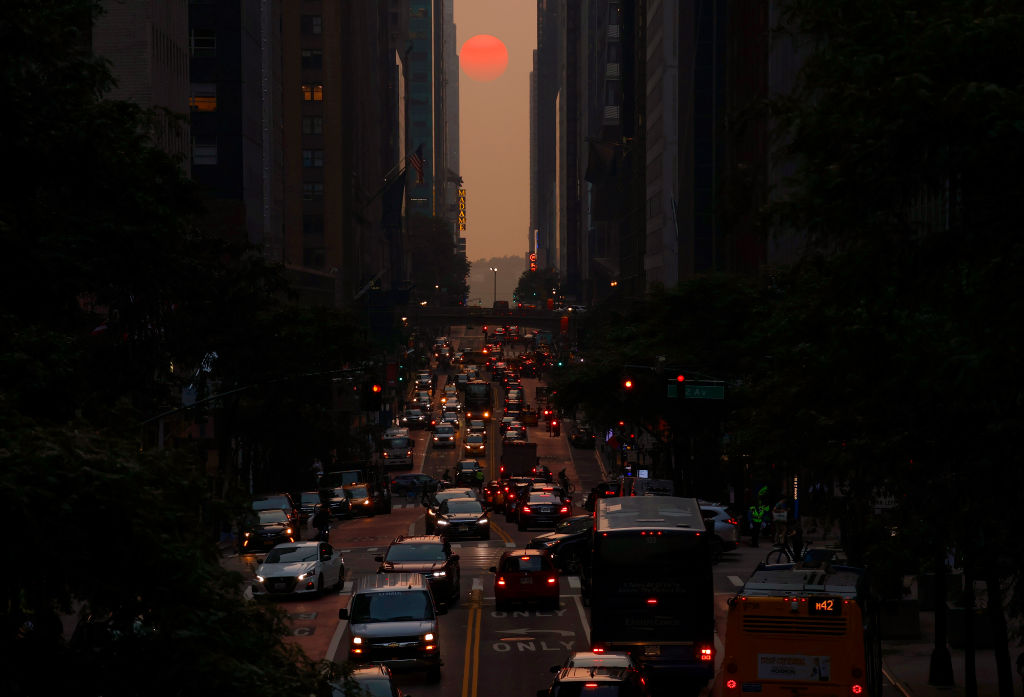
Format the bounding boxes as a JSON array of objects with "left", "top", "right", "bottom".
[
  {"left": 559, "top": 506, "right": 569, "bottom": 513},
  {"left": 521, "top": 505, "right": 531, "bottom": 513},
  {"left": 851, "top": 686, "right": 863, "bottom": 695},
  {"left": 591, "top": 646, "right": 605, "bottom": 653},
  {"left": 700, "top": 645, "right": 713, "bottom": 661},
  {"left": 584, "top": 684, "right": 599, "bottom": 689},
  {"left": 726, "top": 679, "right": 737, "bottom": 690},
  {"left": 497, "top": 576, "right": 506, "bottom": 586},
  {"left": 726, "top": 518, "right": 739, "bottom": 526},
  {"left": 646, "top": 598, "right": 658, "bottom": 605},
  {"left": 547, "top": 577, "right": 557, "bottom": 584}
]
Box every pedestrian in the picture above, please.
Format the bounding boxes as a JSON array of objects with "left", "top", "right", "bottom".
[
  {"left": 474, "top": 468, "right": 484, "bottom": 490},
  {"left": 312, "top": 503, "right": 331, "bottom": 542},
  {"left": 310, "top": 457, "right": 324, "bottom": 487},
  {"left": 749, "top": 486, "right": 769, "bottom": 548}
]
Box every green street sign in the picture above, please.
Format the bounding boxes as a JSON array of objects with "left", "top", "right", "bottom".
[
  {"left": 667, "top": 382, "right": 725, "bottom": 400},
  {"left": 686, "top": 384, "right": 725, "bottom": 400}
]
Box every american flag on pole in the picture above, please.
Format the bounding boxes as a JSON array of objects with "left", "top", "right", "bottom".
[{"left": 409, "top": 144, "right": 426, "bottom": 184}]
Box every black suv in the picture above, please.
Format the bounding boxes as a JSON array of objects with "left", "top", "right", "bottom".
[{"left": 375, "top": 535, "right": 461, "bottom": 606}]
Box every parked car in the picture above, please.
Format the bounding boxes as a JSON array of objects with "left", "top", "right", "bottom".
[
  {"left": 252, "top": 541, "right": 344, "bottom": 597},
  {"left": 375, "top": 534, "right": 461, "bottom": 606},
  {"left": 489, "top": 549, "right": 559, "bottom": 611},
  {"left": 323, "top": 487, "right": 353, "bottom": 518},
  {"left": 699, "top": 500, "right": 742, "bottom": 551},
  {"left": 297, "top": 491, "right": 321, "bottom": 524}
]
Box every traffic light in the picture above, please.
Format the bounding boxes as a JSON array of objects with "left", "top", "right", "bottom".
[
  {"left": 624, "top": 378, "right": 634, "bottom": 390},
  {"left": 676, "top": 374, "right": 685, "bottom": 382},
  {"left": 372, "top": 384, "right": 382, "bottom": 393}
]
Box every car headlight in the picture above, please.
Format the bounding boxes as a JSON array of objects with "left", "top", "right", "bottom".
[
  {"left": 244, "top": 531, "right": 251, "bottom": 538},
  {"left": 352, "top": 636, "right": 363, "bottom": 645},
  {"left": 423, "top": 633, "right": 435, "bottom": 641},
  {"left": 433, "top": 436, "right": 439, "bottom": 441},
  {"left": 256, "top": 574, "right": 265, "bottom": 583},
  {"left": 477, "top": 517, "right": 490, "bottom": 525},
  {"left": 432, "top": 570, "right": 447, "bottom": 577},
  {"left": 362, "top": 498, "right": 372, "bottom": 505},
  {"left": 297, "top": 569, "right": 315, "bottom": 581},
  {"left": 437, "top": 519, "right": 450, "bottom": 526},
  {"left": 285, "top": 528, "right": 293, "bottom": 535}
]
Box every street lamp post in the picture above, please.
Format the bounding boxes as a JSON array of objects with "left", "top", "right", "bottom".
[{"left": 489, "top": 266, "right": 498, "bottom": 306}]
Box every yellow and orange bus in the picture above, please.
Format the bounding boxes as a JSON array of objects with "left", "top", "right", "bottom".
[{"left": 715, "top": 563, "right": 882, "bottom": 696}]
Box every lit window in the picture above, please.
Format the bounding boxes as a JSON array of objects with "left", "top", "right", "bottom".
[
  {"left": 189, "top": 83, "right": 217, "bottom": 111},
  {"left": 191, "top": 136, "right": 217, "bottom": 165},
  {"left": 190, "top": 29, "right": 216, "bottom": 57},
  {"left": 302, "top": 83, "right": 324, "bottom": 101}
]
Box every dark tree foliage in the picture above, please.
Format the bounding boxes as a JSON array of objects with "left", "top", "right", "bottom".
[
  {"left": 513, "top": 266, "right": 561, "bottom": 305},
  {"left": 407, "top": 213, "right": 470, "bottom": 303},
  {"left": 0, "top": 1, "right": 360, "bottom": 693}
]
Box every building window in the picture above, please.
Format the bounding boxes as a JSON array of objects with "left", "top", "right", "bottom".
[
  {"left": 189, "top": 83, "right": 217, "bottom": 111},
  {"left": 303, "top": 214, "right": 324, "bottom": 235},
  {"left": 607, "top": 42, "right": 622, "bottom": 63},
  {"left": 302, "top": 83, "right": 324, "bottom": 101},
  {"left": 302, "top": 116, "right": 323, "bottom": 135},
  {"left": 302, "top": 149, "right": 324, "bottom": 168},
  {"left": 303, "top": 247, "right": 325, "bottom": 269},
  {"left": 605, "top": 80, "right": 621, "bottom": 105},
  {"left": 191, "top": 136, "right": 217, "bottom": 165},
  {"left": 301, "top": 49, "right": 323, "bottom": 69},
  {"left": 190, "top": 29, "right": 216, "bottom": 57},
  {"left": 301, "top": 14, "right": 322, "bottom": 35},
  {"left": 303, "top": 182, "right": 324, "bottom": 200}
]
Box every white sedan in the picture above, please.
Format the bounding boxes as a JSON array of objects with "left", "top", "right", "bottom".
[{"left": 252, "top": 541, "right": 344, "bottom": 597}]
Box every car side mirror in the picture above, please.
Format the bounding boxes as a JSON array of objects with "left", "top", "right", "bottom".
[
  {"left": 488, "top": 566, "right": 497, "bottom": 573},
  {"left": 338, "top": 608, "right": 349, "bottom": 620},
  {"left": 374, "top": 555, "right": 384, "bottom": 562}
]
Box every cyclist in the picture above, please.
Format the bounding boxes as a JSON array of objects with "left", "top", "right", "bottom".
[{"left": 558, "top": 468, "right": 570, "bottom": 492}]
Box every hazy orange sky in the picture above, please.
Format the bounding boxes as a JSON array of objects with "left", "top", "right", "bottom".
[{"left": 454, "top": 0, "right": 536, "bottom": 263}]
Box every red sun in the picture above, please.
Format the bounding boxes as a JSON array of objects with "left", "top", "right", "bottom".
[{"left": 460, "top": 34, "right": 509, "bottom": 82}]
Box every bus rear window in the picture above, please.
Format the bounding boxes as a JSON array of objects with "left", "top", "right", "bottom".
[{"left": 597, "top": 533, "right": 704, "bottom": 565}]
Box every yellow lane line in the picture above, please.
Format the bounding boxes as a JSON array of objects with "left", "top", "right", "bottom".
[
  {"left": 460, "top": 589, "right": 483, "bottom": 697},
  {"left": 490, "top": 516, "right": 515, "bottom": 544}
]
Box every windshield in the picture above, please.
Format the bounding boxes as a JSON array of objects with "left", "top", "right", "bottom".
[
  {"left": 558, "top": 517, "right": 590, "bottom": 534},
  {"left": 265, "top": 546, "right": 318, "bottom": 564},
  {"left": 346, "top": 486, "right": 369, "bottom": 498},
  {"left": 435, "top": 425, "right": 454, "bottom": 434},
  {"left": 350, "top": 591, "right": 433, "bottom": 623},
  {"left": 385, "top": 437, "right": 410, "bottom": 448},
  {"left": 466, "top": 434, "right": 484, "bottom": 444},
  {"left": 446, "top": 500, "right": 483, "bottom": 514},
  {"left": 253, "top": 497, "right": 287, "bottom": 511},
  {"left": 300, "top": 492, "right": 320, "bottom": 505},
  {"left": 385, "top": 543, "right": 446, "bottom": 562},
  {"left": 257, "top": 509, "right": 288, "bottom": 524},
  {"left": 436, "top": 490, "right": 472, "bottom": 505}
]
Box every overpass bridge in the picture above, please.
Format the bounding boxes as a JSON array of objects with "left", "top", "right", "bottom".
[{"left": 402, "top": 305, "right": 576, "bottom": 334}]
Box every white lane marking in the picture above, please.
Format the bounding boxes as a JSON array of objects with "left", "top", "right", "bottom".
[
  {"left": 408, "top": 518, "right": 417, "bottom": 536},
  {"left": 573, "top": 594, "right": 590, "bottom": 645},
  {"left": 568, "top": 576, "right": 581, "bottom": 589},
  {"left": 342, "top": 580, "right": 353, "bottom": 593},
  {"left": 472, "top": 578, "right": 483, "bottom": 591},
  {"left": 326, "top": 616, "right": 348, "bottom": 663},
  {"left": 728, "top": 575, "right": 744, "bottom": 587}
]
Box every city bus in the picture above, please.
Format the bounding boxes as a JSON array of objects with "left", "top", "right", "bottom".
[
  {"left": 463, "top": 379, "right": 492, "bottom": 421},
  {"left": 715, "top": 563, "right": 882, "bottom": 696},
  {"left": 584, "top": 496, "right": 716, "bottom": 691}
]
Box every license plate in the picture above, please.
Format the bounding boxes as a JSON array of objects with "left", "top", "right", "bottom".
[
  {"left": 520, "top": 577, "right": 533, "bottom": 584},
  {"left": 644, "top": 645, "right": 661, "bottom": 656},
  {"left": 272, "top": 583, "right": 286, "bottom": 591}
]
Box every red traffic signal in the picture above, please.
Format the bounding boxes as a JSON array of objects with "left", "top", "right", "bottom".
[
  {"left": 676, "top": 374, "right": 685, "bottom": 382},
  {"left": 624, "top": 379, "right": 634, "bottom": 389},
  {"left": 371, "top": 384, "right": 382, "bottom": 393}
]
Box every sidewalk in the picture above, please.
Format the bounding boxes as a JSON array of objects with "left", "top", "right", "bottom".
[{"left": 800, "top": 521, "right": 1009, "bottom": 697}]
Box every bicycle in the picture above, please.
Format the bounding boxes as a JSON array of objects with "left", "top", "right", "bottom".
[{"left": 764, "top": 538, "right": 808, "bottom": 565}]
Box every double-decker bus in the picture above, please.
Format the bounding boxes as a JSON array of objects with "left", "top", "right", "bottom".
[
  {"left": 584, "top": 496, "right": 715, "bottom": 692},
  {"left": 463, "top": 379, "right": 492, "bottom": 421},
  {"left": 716, "top": 563, "right": 882, "bottom": 696}
]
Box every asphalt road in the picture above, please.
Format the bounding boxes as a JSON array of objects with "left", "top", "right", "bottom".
[{"left": 226, "top": 327, "right": 797, "bottom": 697}]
